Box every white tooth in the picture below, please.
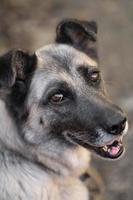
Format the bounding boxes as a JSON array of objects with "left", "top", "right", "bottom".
[
  {"left": 118, "top": 136, "right": 123, "bottom": 144},
  {"left": 102, "top": 145, "right": 108, "bottom": 151},
  {"left": 107, "top": 148, "right": 110, "bottom": 153}
]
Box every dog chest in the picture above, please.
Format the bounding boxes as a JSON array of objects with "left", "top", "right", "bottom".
[{"left": 57, "top": 177, "right": 89, "bottom": 200}]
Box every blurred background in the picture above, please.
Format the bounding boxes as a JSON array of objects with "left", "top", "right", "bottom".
[{"left": 0, "top": 0, "right": 132, "bottom": 199}]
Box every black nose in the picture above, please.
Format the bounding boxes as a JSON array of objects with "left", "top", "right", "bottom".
[{"left": 108, "top": 117, "right": 127, "bottom": 135}]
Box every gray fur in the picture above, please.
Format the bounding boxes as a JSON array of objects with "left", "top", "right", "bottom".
[
  {"left": 0, "top": 99, "right": 89, "bottom": 200},
  {"left": 0, "top": 25, "right": 128, "bottom": 200}
]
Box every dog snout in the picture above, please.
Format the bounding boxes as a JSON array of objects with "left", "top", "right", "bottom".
[
  {"left": 107, "top": 117, "right": 127, "bottom": 135},
  {"left": 105, "top": 106, "right": 127, "bottom": 135}
]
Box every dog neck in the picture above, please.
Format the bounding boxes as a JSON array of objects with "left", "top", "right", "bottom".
[{"left": 34, "top": 138, "right": 91, "bottom": 177}]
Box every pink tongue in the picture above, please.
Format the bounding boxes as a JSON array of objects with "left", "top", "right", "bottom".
[{"left": 108, "top": 146, "right": 120, "bottom": 155}]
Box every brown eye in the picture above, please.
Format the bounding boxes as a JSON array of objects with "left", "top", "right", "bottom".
[
  {"left": 89, "top": 71, "right": 100, "bottom": 82},
  {"left": 50, "top": 93, "right": 64, "bottom": 103}
]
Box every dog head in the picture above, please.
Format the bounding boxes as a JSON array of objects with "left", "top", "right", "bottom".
[{"left": 0, "top": 19, "right": 128, "bottom": 160}]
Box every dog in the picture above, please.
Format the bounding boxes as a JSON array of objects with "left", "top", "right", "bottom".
[{"left": 0, "top": 19, "right": 128, "bottom": 200}]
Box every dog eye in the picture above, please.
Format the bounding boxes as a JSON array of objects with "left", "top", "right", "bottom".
[
  {"left": 89, "top": 71, "right": 100, "bottom": 82},
  {"left": 50, "top": 93, "right": 64, "bottom": 103},
  {"left": 77, "top": 66, "right": 100, "bottom": 84}
]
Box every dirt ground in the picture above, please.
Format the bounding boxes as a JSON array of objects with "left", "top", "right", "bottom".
[{"left": 0, "top": 0, "right": 133, "bottom": 199}]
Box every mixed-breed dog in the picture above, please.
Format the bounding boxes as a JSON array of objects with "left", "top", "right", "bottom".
[{"left": 0, "top": 19, "right": 128, "bottom": 200}]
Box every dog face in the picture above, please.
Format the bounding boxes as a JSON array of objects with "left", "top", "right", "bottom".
[{"left": 0, "top": 19, "right": 128, "bottom": 160}]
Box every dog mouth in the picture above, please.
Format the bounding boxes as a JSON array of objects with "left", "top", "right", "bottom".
[
  {"left": 93, "top": 137, "right": 124, "bottom": 159},
  {"left": 64, "top": 131, "right": 125, "bottom": 159}
]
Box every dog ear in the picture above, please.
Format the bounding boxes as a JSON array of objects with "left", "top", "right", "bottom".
[
  {"left": 0, "top": 49, "right": 37, "bottom": 89},
  {"left": 56, "top": 19, "right": 98, "bottom": 59}
]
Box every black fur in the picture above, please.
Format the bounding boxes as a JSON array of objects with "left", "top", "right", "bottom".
[
  {"left": 0, "top": 50, "right": 37, "bottom": 88},
  {"left": 56, "top": 19, "right": 98, "bottom": 59},
  {"left": 0, "top": 49, "right": 37, "bottom": 124}
]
